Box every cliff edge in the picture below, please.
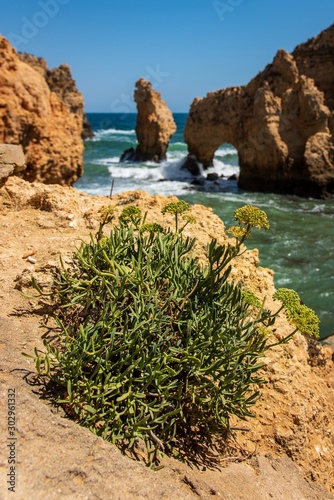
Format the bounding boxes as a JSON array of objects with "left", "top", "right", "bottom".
[{"left": 0, "top": 177, "right": 333, "bottom": 498}]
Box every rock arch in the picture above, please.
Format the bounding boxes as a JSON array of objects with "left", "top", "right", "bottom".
[
  {"left": 184, "top": 26, "right": 334, "bottom": 198},
  {"left": 184, "top": 87, "right": 244, "bottom": 169}
]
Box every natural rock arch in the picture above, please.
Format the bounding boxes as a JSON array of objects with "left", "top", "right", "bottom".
[
  {"left": 184, "top": 87, "right": 244, "bottom": 169},
  {"left": 184, "top": 25, "right": 334, "bottom": 198}
]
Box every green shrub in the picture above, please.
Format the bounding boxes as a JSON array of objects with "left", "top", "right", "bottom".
[
  {"left": 273, "top": 288, "right": 320, "bottom": 338},
  {"left": 29, "top": 202, "right": 319, "bottom": 464}
]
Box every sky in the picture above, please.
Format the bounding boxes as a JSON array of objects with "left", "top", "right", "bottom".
[{"left": 1, "top": 0, "right": 333, "bottom": 112}]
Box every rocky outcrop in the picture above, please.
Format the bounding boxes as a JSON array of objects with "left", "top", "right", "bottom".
[
  {"left": 293, "top": 24, "right": 334, "bottom": 111},
  {"left": 121, "top": 78, "right": 176, "bottom": 162},
  {"left": 0, "top": 144, "right": 26, "bottom": 187},
  {"left": 0, "top": 35, "right": 84, "bottom": 185},
  {"left": 82, "top": 113, "right": 94, "bottom": 140},
  {"left": 184, "top": 25, "right": 334, "bottom": 198},
  {"left": 45, "top": 63, "right": 94, "bottom": 140},
  {"left": 18, "top": 52, "right": 94, "bottom": 140}
]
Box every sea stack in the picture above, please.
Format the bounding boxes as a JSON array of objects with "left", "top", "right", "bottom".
[
  {"left": 121, "top": 78, "right": 176, "bottom": 162},
  {"left": 184, "top": 24, "right": 334, "bottom": 199},
  {"left": 0, "top": 36, "right": 88, "bottom": 185}
]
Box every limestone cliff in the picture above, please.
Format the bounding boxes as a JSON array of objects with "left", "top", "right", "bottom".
[
  {"left": 184, "top": 24, "right": 334, "bottom": 198},
  {"left": 293, "top": 24, "right": 334, "bottom": 111},
  {"left": 0, "top": 36, "right": 85, "bottom": 185},
  {"left": 18, "top": 52, "right": 94, "bottom": 140},
  {"left": 121, "top": 78, "right": 176, "bottom": 162}
]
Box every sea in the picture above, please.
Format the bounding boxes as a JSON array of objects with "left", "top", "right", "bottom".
[{"left": 75, "top": 113, "right": 334, "bottom": 340}]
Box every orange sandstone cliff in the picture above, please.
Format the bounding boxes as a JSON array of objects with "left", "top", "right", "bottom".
[
  {"left": 0, "top": 36, "right": 86, "bottom": 185},
  {"left": 184, "top": 24, "right": 334, "bottom": 199},
  {"left": 17, "top": 52, "right": 94, "bottom": 141}
]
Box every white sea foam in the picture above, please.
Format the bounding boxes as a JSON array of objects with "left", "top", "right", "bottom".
[
  {"left": 108, "top": 158, "right": 195, "bottom": 183},
  {"left": 98, "top": 128, "right": 135, "bottom": 135},
  {"left": 215, "top": 145, "right": 238, "bottom": 156},
  {"left": 159, "top": 159, "right": 196, "bottom": 181},
  {"left": 108, "top": 165, "right": 163, "bottom": 181},
  {"left": 210, "top": 159, "right": 239, "bottom": 178},
  {"left": 93, "top": 157, "right": 121, "bottom": 165},
  {"left": 90, "top": 128, "right": 136, "bottom": 142},
  {"left": 99, "top": 155, "right": 242, "bottom": 198},
  {"left": 307, "top": 204, "right": 326, "bottom": 213},
  {"left": 170, "top": 142, "right": 188, "bottom": 147}
]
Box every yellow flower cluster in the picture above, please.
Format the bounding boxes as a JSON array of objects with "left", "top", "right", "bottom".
[
  {"left": 234, "top": 205, "right": 270, "bottom": 230},
  {"left": 273, "top": 288, "right": 320, "bottom": 338}
]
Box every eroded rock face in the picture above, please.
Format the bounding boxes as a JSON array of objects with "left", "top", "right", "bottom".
[
  {"left": 18, "top": 53, "right": 94, "bottom": 140},
  {"left": 0, "top": 144, "right": 26, "bottom": 187},
  {"left": 0, "top": 36, "right": 84, "bottom": 185},
  {"left": 121, "top": 78, "right": 176, "bottom": 162},
  {"left": 184, "top": 25, "right": 334, "bottom": 198},
  {"left": 293, "top": 24, "right": 334, "bottom": 111}
]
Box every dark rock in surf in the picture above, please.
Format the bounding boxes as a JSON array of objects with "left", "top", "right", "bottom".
[
  {"left": 180, "top": 155, "right": 202, "bottom": 176},
  {"left": 206, "top": 172, "right": 219, "bottom": 181}
]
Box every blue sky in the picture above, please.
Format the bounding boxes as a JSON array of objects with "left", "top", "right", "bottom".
[{"left": 1, "top": 0, "right": 333, "bottom": 112}]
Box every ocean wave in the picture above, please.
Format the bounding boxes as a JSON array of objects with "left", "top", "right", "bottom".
[
  {"left": 97, "top": 154, "right": 240, "bottom": 185},
  {"left": 108, "top": 166, "right": 163, "bottom": 181},
  {"left": 211, "top": 159, "right": 239, "bottom": 178},
  {"left": 216, "top": 145, "right": 238, "bottom": 156},
  {"left": 92, "top": 157, "right": 121, "bottom": 165},
  {"left": 98, "top": 128, "right": 135, "bottom": 135},
  {"left": 169, "top": 141, "right": 187, "bottom": 147},
  {"left": 89, "top": 128, "right": 136, "bottom": 142},
  {"left": 166, "top": 150, "right": 188, "bottom": 161},
  {"left": 95, "top": 153, "right": 190, "bottom": 168},
  {"left": 108, "top": 158, "right": 195, "bottom": 183}
]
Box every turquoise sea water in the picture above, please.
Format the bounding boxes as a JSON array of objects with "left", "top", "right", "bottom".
[{"left": 75, "top": 113, "right": 334, "bottom": 339}]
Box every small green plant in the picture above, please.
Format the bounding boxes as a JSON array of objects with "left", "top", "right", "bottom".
[
  {"left": 28, "top": 202, "right": 319, "bottom": 464},
  {"left": 161, "top": 200, "right": 196, "bottom": 232},
  {"left": 96, "top": 205, "right": 116, "bottom": 241},
  {"left": 119, "top": 205, "right": 143, "bottom": 228},
  {"left": 273, "top": 288, "right": 319, "bottom": 338},
  {"left": 227, "top": 204, "right": 270, "bottom": 250}
]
